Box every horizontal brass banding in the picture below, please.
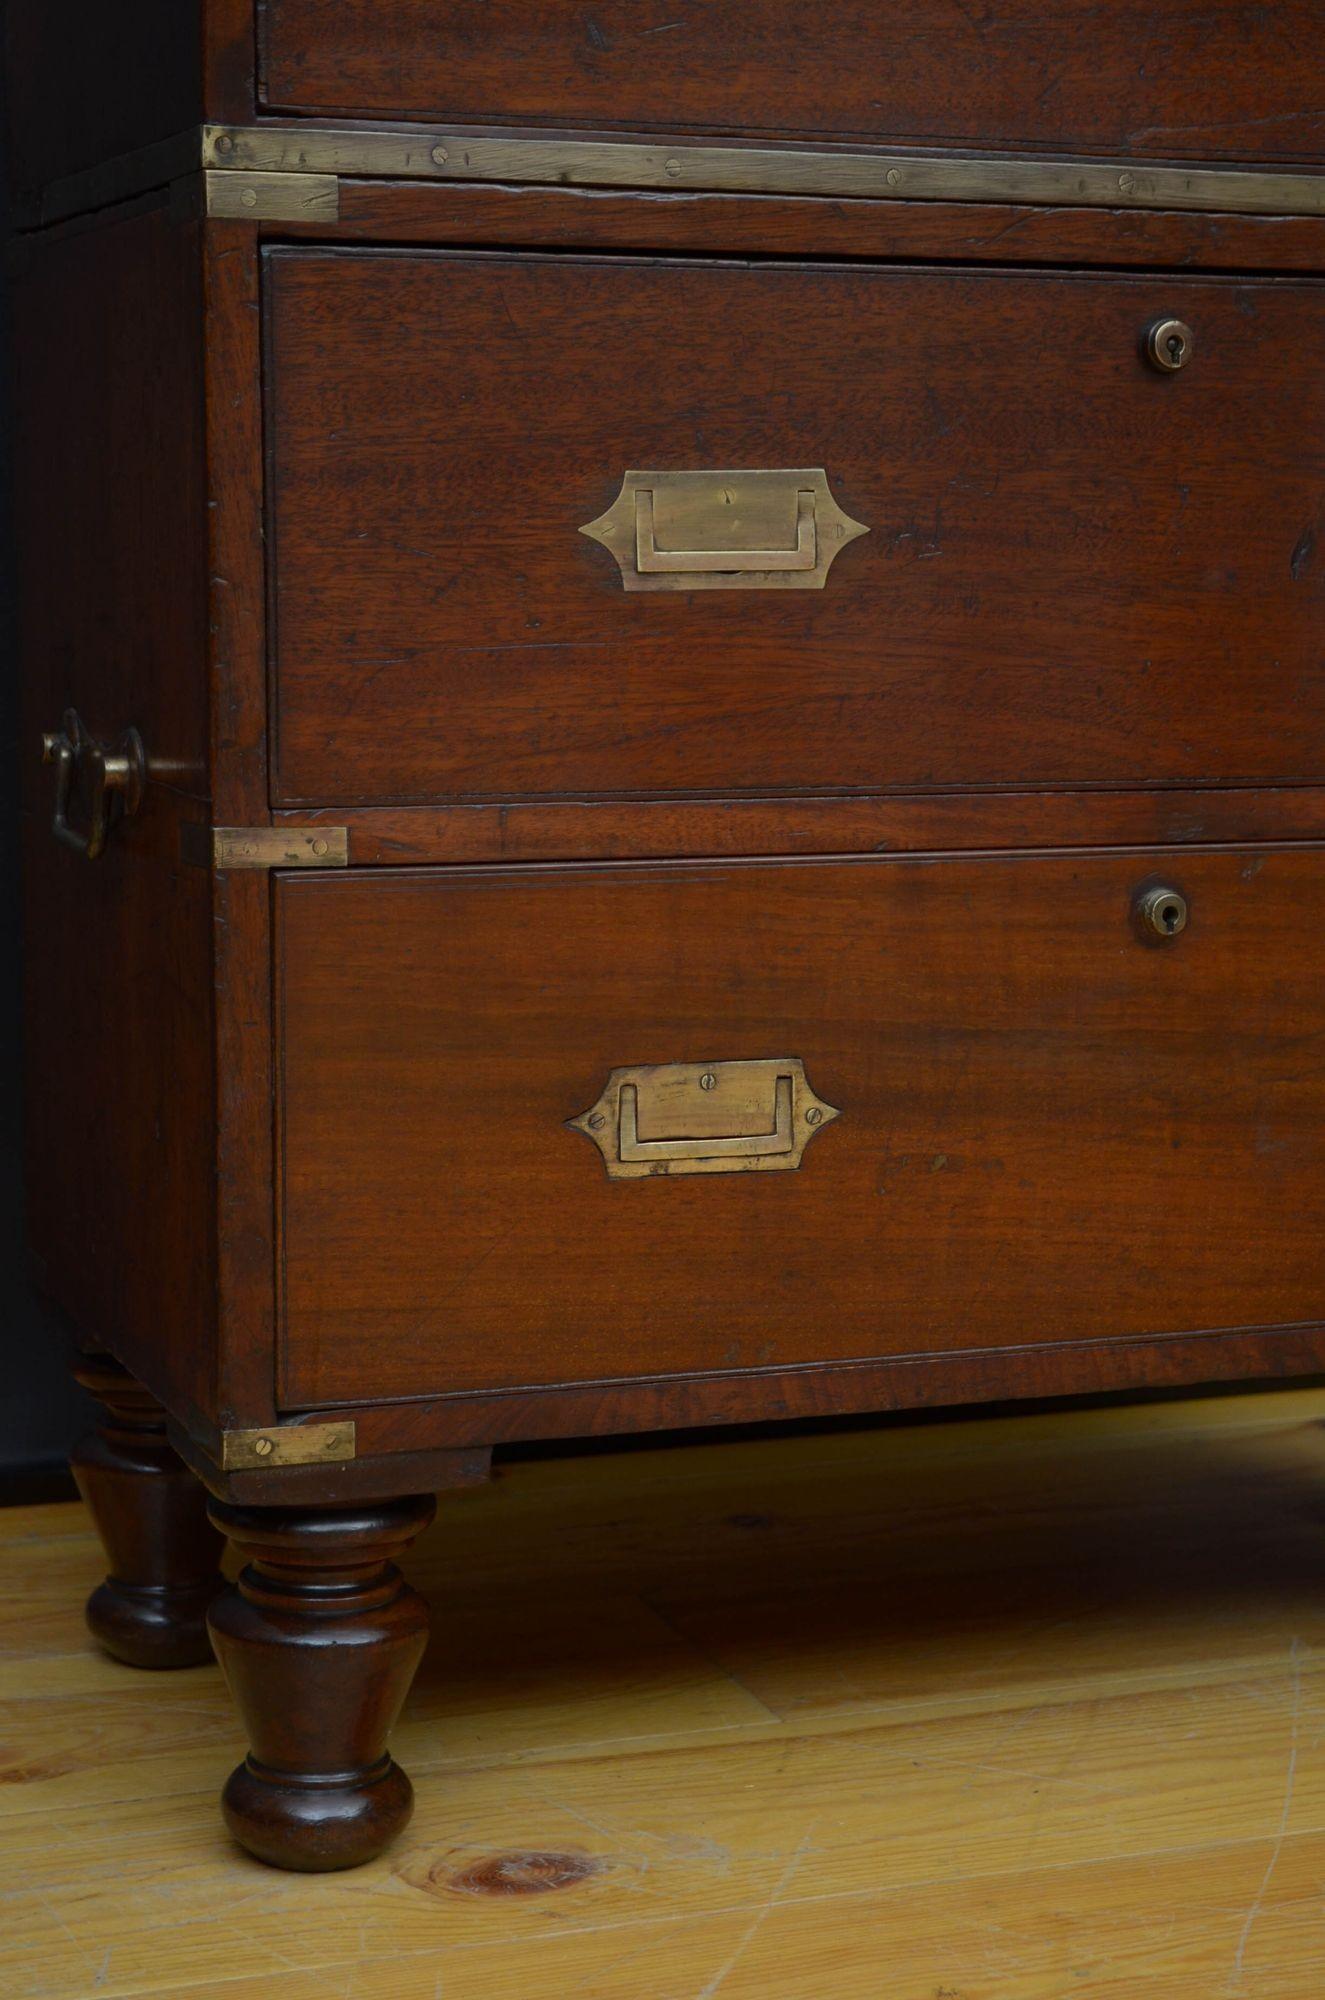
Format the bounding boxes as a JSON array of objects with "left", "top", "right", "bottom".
[{"left": 203, "top": 123, "right": 1325, "bottom": 219}]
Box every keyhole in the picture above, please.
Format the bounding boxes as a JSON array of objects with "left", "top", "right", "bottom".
[
  {"left": 1134, "top": 884, "right": 1189, "bottom": 940},
  {"left": 1146, "top": 317, "right": 1194, "bottom": 373}
]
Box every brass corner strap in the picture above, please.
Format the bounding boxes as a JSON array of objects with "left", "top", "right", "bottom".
[
  {"left": 203, "top": 169, "right": 340, "bottom": 223},
  {"left": 221, "top": 1421, "right": 357, "bottom": 1471},
  {"left": 186, "top": 826, "right": 350, "bottom": 870}
]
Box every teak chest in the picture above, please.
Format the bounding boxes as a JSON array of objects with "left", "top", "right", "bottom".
[{"left": 13, "top": 1, "right": 1325, "bottom": 1871}]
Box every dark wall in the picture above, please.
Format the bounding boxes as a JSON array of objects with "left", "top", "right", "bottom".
[{"left": 2, "top": 70, "right": 89, "bottom": 1483}]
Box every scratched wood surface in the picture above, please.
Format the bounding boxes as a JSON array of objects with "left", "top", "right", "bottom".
[{"left": 4, "top": 1386, "right": 1324, "bottom": 1998}]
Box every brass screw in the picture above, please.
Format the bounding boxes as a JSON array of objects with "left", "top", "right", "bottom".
[
  {"left": 214, "top": 133, "right": 235, "bottom": 156},
  {"left": 665, "top": 158, "right": 682, "bottom": 178},
  {"left": 431, "top": 144, "right": 450, "bottom": 166},
  {"left": 1118, "top": 171, "right": 1135, "bottom": 193},
  {"left": 886, "top": 168, "right": 902, "bottom": 187},
  {"left": 240, "top": 187, "right": 258, "bottom": 208},
  {"left": 253, "top": 1435, "right": 274, "bottom": 1457},
  {"left": 588, "top": 1113, "right": 606, "bottom": 1130},
  {"left": 699, "top": 1072, "right": 718, "bottom": 1091},
  {"left": 310, "top": 836, "right": 329, "bottom": 857},
  {"left": 805, "top": 1106, "right": 823, "bottom": 1126}
]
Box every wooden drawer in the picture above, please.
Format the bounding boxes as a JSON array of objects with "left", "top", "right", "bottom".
[
  {"left": 258, "top": 2, "right": 1320, "bottom": 165},
  {"left": 276, "top": 846, "right": 1325, "bottom": 1410},
  {"left": 267, "top": 251, "right": 1325, "bottom": 807}
]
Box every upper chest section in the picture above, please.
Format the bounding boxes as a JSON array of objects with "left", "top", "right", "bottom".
[{"left": 259, "top": 2, "right": 1320, "bottom": 166}]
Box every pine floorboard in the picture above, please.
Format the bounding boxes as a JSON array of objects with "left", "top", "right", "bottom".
[{"left": 2, "top": 1385, "right": 1323, "bottom": 1998}]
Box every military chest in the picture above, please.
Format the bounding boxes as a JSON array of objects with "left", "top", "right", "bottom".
[{"left": 13, "top": 0, "right": 1325, "bottom": 1870}]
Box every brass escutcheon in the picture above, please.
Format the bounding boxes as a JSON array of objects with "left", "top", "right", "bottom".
[
  {"left": 1134, "top": 883, "right": 1190, "bottom": 941},
  {"left": 1145, "top": 317, "right": 1195, "bottom": 372}
]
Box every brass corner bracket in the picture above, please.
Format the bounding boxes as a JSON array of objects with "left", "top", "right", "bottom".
[
  {"left": 221, "top": 1421, "right": 357, "bottom": 1471},
  {"left": 203, "top": 169, "right": 339, "bottom": 223},
  {"left": 203, "top": 826, "right": 350, "bottom": 870}
]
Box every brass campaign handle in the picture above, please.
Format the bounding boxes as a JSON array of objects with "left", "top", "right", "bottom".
[
  {"left": 570, "top": 1057, "right": 841, "bottom": 1180},
  {"left": 41, "top": 709, "right": 146, "bottom": 859},
  {"left": 581, "top": 468, "right": 868, "bottom": 593},
  {"left": 619, "top": 1072, "right": 796, "bottom": 1163},
  {"left": 635, "top": 487, "right": 817, "bottom": 574}
]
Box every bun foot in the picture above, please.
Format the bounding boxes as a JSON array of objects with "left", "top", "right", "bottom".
[
  {"left": 85, "top": 1575, "right": 219, "bottom": 1670},
  {"left": 221, "top": 1754, "right": 415, "bottom": 1873},
  {"left": 71, "top": 1355, "right": 224, "bottom": 1670},
  {"left": 208, "top": 1496, "right": 435, "bottom": 1872}
]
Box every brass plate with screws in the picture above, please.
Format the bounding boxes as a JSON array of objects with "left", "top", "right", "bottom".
[
  {"left": 204, "top": 169, "right": 339, "bottom": 222},
  {"left": 570, "top": 1057, "right": 840, "bottom": 1180},
  {"left": 221, "top": 1421, "right": 357, "bottom": 1471},
  {"left": 201, "top": 124, "right": 1325, "bottom": 218},
  {"left": 30, "top": 123, "right": 1325, "bottom": 232},
  {"left": 212, "top": 827, "right": 350, "bottom": 870}
]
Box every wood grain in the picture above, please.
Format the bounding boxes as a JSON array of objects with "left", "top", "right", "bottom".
[
  {"left": 266, "top": 251, "right": 1325, "bottom": 806},
  {"left": 16, "top": 201, "right": 219, "bottom": 1422},
  {"left": 277, "top": 846, "right": 1325, "bottom": 1408},
  {"left": 259, "top": 0, "right": 1324, "bottom": 165},
  {"left": 289, "top": 786, "right": 1325, "bottom": 869},
  {"left": 2, "top": 1385, "right": 1324, "bottom": 1995},
  {"left": 317, "top": 179, "right": 1325, "bottom": 275},
  {"left": 203, "top": 224, "right": 280, "bottom": 1428}
]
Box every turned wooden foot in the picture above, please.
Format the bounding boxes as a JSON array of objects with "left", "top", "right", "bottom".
[
  {"left": 206, "top": 1495, "right": 436, "bottom": 1872},
  {"left": 70, "top": 1354, "right": 225, "bottom": 1669}
]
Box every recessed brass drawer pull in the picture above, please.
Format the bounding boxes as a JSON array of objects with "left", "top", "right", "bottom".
[
  {"left": 635, "top": 487, "right": 818, "bottom": 575},
  {"left": 619, "top": 1072, "right": 795, "bottom": 1162},
  {"left": 582, "top": 468, "right": 868, "bottom": 593},
  {"left": 570, "top": 1057, "right": 840, "bottom": 1179}
]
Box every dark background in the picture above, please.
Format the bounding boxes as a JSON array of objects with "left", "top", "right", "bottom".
[{"left": 2, "top": 72, "right": 90, "bottom": 1488}]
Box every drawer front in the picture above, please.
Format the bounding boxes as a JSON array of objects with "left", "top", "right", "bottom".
[
  {"left": 267, "top": 253, "right": 1324, "bottom": 806},
  {"left": 259, "top": 2, "right": 1319, "bottom": 165},
  {"left": 277, "top": 848, "right": 1325, "bottom": 1409}
]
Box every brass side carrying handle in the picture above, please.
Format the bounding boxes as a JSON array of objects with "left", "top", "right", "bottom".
[
  {"left": 41, "top": 709, "right": 146, "bottom": 859},
  {"left": 582, "top": 468, "right": 868, "bottom": 593},
  {"left": 570, "top": 1057, "right": 840, "bottom": 1180}
]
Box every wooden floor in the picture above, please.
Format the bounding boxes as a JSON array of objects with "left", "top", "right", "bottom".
[{"left": 4, "top": 1387, "right": 1325, "bottom": 1999}]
